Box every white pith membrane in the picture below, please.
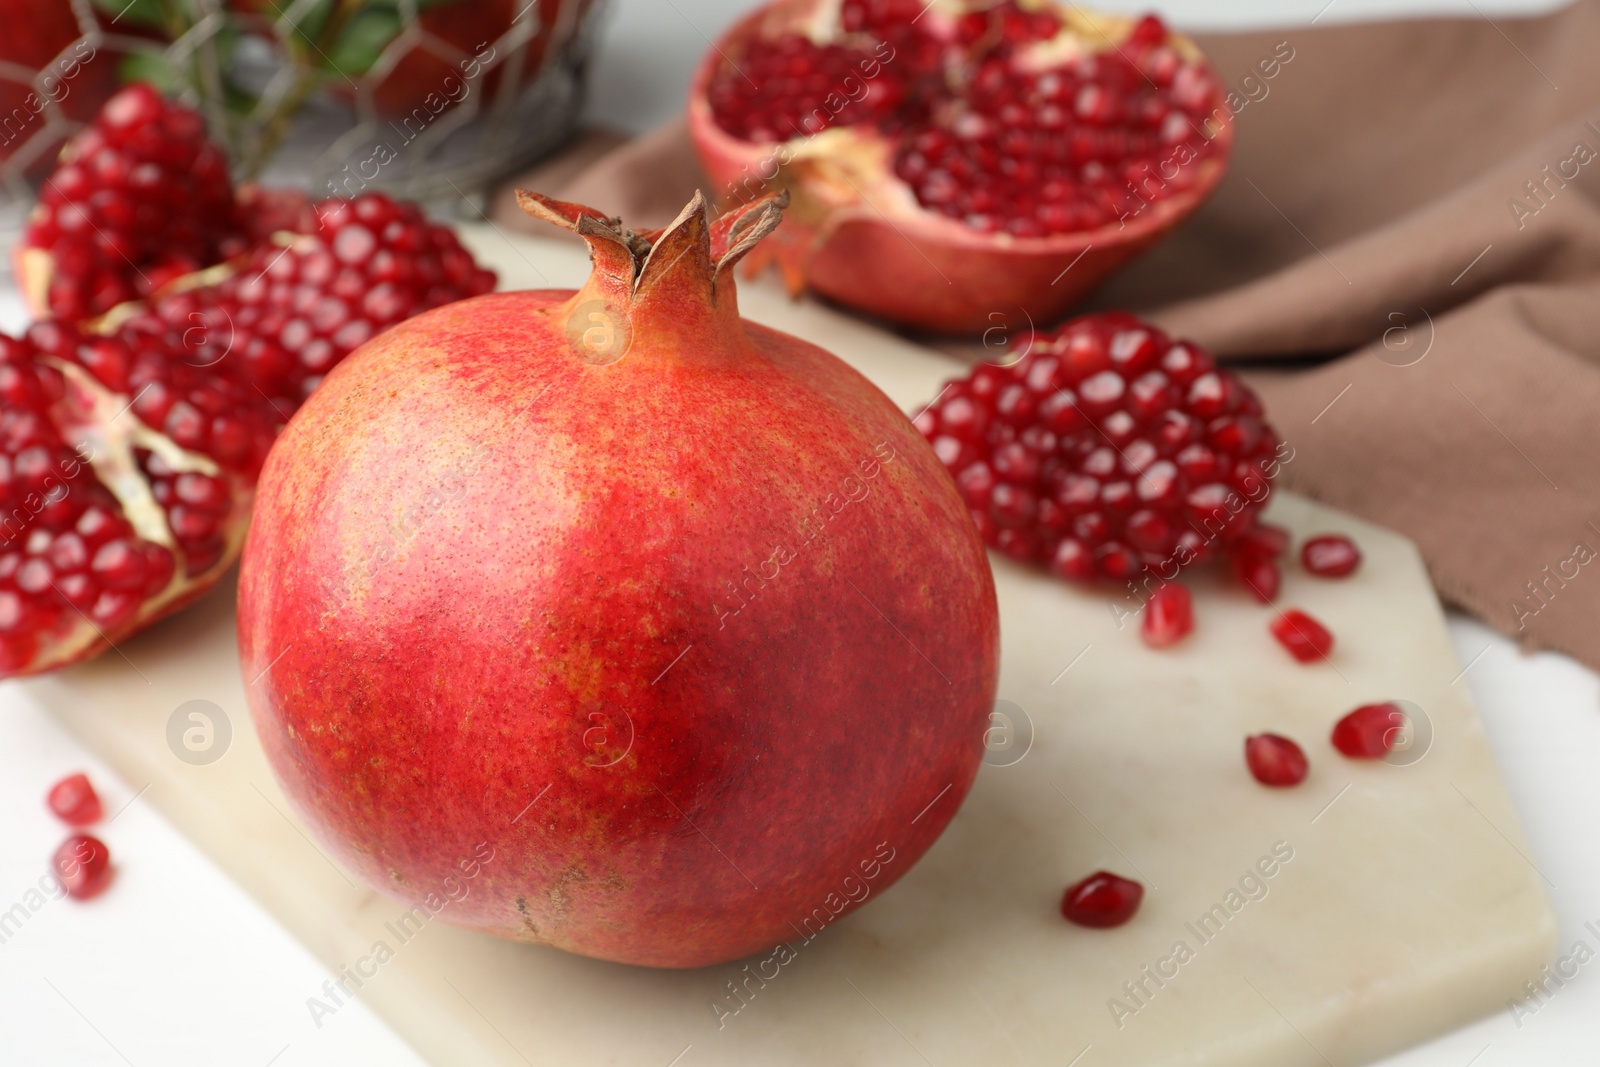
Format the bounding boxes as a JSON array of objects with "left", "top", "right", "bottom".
[
  {"left": 16, "top": 247, "right": 53, "bottom": 321},
  {"left": 32, "top": 358, "right": 251, "bottom": 671}
]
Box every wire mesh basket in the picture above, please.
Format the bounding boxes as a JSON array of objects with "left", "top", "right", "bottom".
[{"left": 0, "top": 0, "right": 607, "bottom": 217}]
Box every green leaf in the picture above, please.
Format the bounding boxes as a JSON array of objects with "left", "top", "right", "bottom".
[
  {"left": 323, "top": 6, "right": 404, "bottom": 77},
  {"left": 91, "top": 0, "right": 170, "bottom": 31}
]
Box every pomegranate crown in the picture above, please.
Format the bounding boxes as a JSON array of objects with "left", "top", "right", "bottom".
[{"left": 515, "top": 188, "right": 788, "bottom": 307}]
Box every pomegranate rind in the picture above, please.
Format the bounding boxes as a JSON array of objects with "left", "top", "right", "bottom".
[{"left": 687, "top": 0, "right": 1236, "bottom": 334}]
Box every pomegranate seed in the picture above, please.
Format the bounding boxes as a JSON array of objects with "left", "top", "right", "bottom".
[
  {"left": 46, "top": 772, "right": 103, "bottom": 825},
  {"left": 1061, "top": 870, "right": 1144, "bottom": 928},
  {"left": 1244, "top": 734, "right": 1308, "bottom": 786},
  {"left": 1233, "top": 522, "right": 1289, "bottom": 559},
  {"left": 1301, "top": 534, "right": 1361, "bottom": 578},
  {"left": 1232, "top": 553, "right": 1280, "bottom": 603},
  {"left": 1128, "top": 14, "right": 1169, "bottom": 47},
  {"left": 1140, "top": 582, "right": 1192, "bottom": 647},
  {"left": 1269, "top": 610, "right": 1334, "bottom": 664},
  {"left": 1332, "top": 703, "right": 1403, "bottom": 758},
  {"left": 52, "top": 833, "right": 113, "bottom": 900}
]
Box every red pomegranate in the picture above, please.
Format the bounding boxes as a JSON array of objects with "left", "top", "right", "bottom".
[
  {"left": 238, "top": 191, "right": 1000, "bottom": 968},
  {"left": 688, "top": 0, "right": 1234, "bottom": 334}
]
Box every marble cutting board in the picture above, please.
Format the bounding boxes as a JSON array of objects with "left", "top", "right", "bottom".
[{"left": 23, "top": 225, "right": 1555, "bottom": 1067}]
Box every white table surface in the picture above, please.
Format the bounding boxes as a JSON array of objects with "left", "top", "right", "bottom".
[{"left": 3, "top": 1, "right": 1593, "bottom": 1062}]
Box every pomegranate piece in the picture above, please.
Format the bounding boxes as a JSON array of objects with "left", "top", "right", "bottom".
[
  {"left": 915, "top": 313, "right": 1283, "bottom": 582},
  {"left": 689, "top": 1, "right": 1235, "bottom": 333},
  {"left": 0, "top": 247, "right": 494, "bottom": 678},
  {"left": 46, "top": 772, "right": 102, "bottom": 825},
  {"left": 18, "top": 84, "right": 241, "bottom": 321},
  {"left": 1061, "top": 870, "right": 1144, "bottom": 928},
  {"left": 0, "top": 328, "right": 191, "bottom": 675},
  {"left": 0, "top": 230, "right": 491, "bottom": 678},
  {"left": 1244, "top": 734, "right": 1308, "bottom": 786},
  {"left": 1268, "top": 609, "right": 1334, "bottom": 664},
  {"left": 1332, "top": 702, "right": 1403, "bottom": 758},
  {"left": 0, "top": 87, "right": 498, "bottom": 680},
  {"left": 1302, "top": 534, "right": 1362, "bottom": 578},
  {"left": 1141, "top": 582, "right": 1192, "bottom": 648},
  {"left": 52, "top": 833, "right": 113, "bottom": 899},
  {"left": 238, "top": 190, "right": 1000, "bottom": 968}
]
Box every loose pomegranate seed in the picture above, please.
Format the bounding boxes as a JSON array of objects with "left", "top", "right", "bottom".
[
  {"left": 52, "top": 833, "right": 113, "bottom": 900},
  {"left": 1301, "top": 534, "right": 1361, "bottom": 578},
  {"left": 46, "top": 772, "right": 102, "bottom": 825},
  {"left": 1061, "top": 870, "right": 1144, "bottom": 928},
  {"left": 1332, "top": 702, "right": 1403, "bottom": 758},
  {"left": 710, "top": 4, "right": 1220, "bottom": 237},
  {"left": 1232, "top": 553, "right": 1280, "bottom": 603},
  {"left": 917, "top": 313, "right": 1281, "bottom": 585},
  {"left": 1232, "top": 521, "right": 1288, "bottom": 560},
  {"left": 1269, "top": 609, "right": 1334, "bottom": 664},
  {"left": 1140, "top": 582, "right": 1192, "bottom": 647},
  {"left": 1244, "top": 734, "right": 1308, "bottom": 786}
]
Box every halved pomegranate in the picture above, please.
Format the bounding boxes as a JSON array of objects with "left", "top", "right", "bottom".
[{"left": 688, "top": 0, "right": 1233, "bottom": 333}]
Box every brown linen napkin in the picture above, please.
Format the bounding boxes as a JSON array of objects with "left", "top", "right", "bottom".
[{"left": 492, "top": 1, "right": 1600, "bottom": 670}]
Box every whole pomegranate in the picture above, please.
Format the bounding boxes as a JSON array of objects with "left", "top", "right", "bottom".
[
  {"left": 688, "top": 0, "right": 1234, "bottom": 334},
  {"left": 238, "top": 191, "right": 1000, "bottom": 968}
]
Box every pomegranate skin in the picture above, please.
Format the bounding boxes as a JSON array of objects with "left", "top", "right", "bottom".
[{"left": 238, "top": 194, "right": 999, "bottom": 968}]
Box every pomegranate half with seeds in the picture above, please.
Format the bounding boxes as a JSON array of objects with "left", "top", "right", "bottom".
[
  {"left": 239, "top": 191, "right": 999, "bottom": 968},
  {"left": 688, "top": 0, "right": 1233, "bottom": 333}
]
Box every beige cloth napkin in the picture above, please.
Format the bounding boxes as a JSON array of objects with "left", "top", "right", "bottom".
[{"left": 492, "top": 1, "right": 1600, "bottom": 670}]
